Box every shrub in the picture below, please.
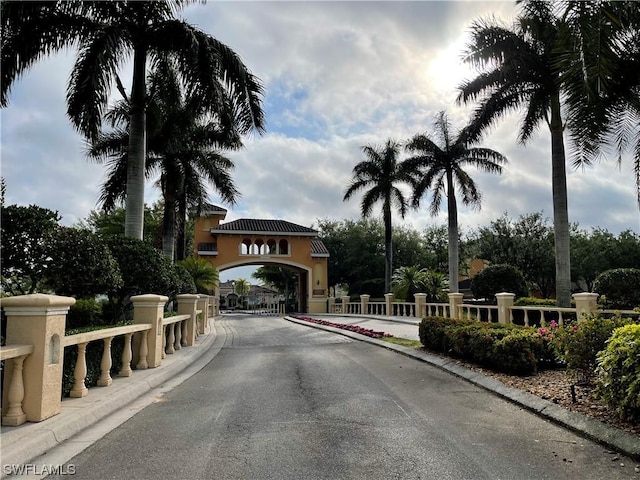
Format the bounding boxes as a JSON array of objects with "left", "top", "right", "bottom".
[
  {"left": 471, "top": 264, "right": 528, "bottom": 301},
  {"left": 596, "top": 324, "right": 640, "bottom": 421},
  {"left": 66, "top": 298, "right": 104, "bottom": 330},
  {"left": 104, "top": 235, "right": 180, "bottom": 305},
  {"left": 418, "top": 316, "right": 549, "bottom": 375},
  {"left": 172, "top": 263, "right": 197, "bottom": 298},
  {"left": 44, "top": 227, "right": 123, "bottom": 298},
  {"left": 552, "top": 315, "right": 632, "bottom": 384},
  {"left": 593, "top": 268, "right": 640, "bottom": 309}
]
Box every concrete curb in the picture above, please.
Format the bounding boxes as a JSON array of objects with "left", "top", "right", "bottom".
[
  {"left": 284, "top": 315, "right": 640, "bottom": 461},
  {"left": 0, "top": 319, "right": 225, "bottom": 472}
]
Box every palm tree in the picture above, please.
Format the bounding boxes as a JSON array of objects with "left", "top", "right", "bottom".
[
  {"left": 234, "top": 278, "right": 251, "bottom": 309},
  {"left": 1, "top": 1, "right": 264, "bottom": 240},
  {"left": 457, "top": 2, "right": 573, "bottom": 305},
  {"left": 89, "top": 58, "right": 241, "bottom": 260},
  {"left": 391, "top": 266, "right": 427, "bottom": 303},
  {"left": 178, "top": 257, "right": 219, "bottom": 294},
  {"left": 557, "top": 1, "right": 640, "bottom": 204},
  {"left": 402, "top": 111, "right": 506, "bottom": 294},
  {"left": 343, "top": 139, "right": 412, "bottom": 294}
]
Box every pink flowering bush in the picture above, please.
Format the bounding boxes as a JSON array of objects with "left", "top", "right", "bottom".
[{"left": 291, "top": 315, "right": 393, "bottom": 339}]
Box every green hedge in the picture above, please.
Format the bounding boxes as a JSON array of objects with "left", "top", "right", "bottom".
[
  {"left": 418, "top": 316, "right": 553, "bottom": 375},
  {"left": 596, "top": 324, "right": 640, "bottom": 421}
]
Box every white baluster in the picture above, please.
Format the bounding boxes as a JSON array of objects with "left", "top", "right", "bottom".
[
  {"left": 137, "top": 331, "right": 149, "bottom": 369},
  {"left": 70, "top": 342, "right": 89, "bottom": 398},
  {"left": 118, "top": 333, "right": 133, "bottom": 377},
  {"left": 97, "top": 336, "right": 113, "bottom": 386},
  {"left": 167, "top": 323, "right": 175, "bottom": 354},
  {"left": 2, "top": 355, "right": 28, "bottom": 425}
]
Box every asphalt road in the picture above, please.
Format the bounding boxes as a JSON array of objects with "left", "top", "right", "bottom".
[{"left": 48, "top": 315, "right": 636, "bottom": 480}]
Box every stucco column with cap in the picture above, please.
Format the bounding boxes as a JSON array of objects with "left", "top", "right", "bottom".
[
  {"left": 495, "top": 292, "right": 516, "bottom": 324},
  {"left": 384, "top": 293, "right": 394, "bottom": 316},
  {"left": 414, "top": 293, "right": 427, "bottom": 318},
  {"left": 360, "top": 295, "right": 370, "bottom": 316},
  {"left": 197, "top": 295, "right": 209, "bottom": 334},
  {"left": 448, "top": 293, "right": 463, "bottom": 320},
  {"left": 177, "top": 294, "right": 199, "bottom": 346},
  {"left": 573, "top": 292, "right": 599, "bottom": 322},
  {"left": 2, "top": 294, "right": 75, "bottom": 423},
  {"left": 131, "top": 294, "right": 168, "bottom": 369}
]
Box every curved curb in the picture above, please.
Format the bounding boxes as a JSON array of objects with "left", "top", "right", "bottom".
[{"left": 284, "top": 315, "right": 640, "bottom": 461}]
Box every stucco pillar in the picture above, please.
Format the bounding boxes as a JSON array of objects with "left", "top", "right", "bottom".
[
  {"left": 327, "top": 296, "right": 335, "bottom": 313},
  {"left": 360, "top": 294, "right": 370, "bottom": 316},
  {"left": 495, "top": 292, "right": 516, "bottom": 324},
  {"left": 2, "top": 294, "right": 75, "bottom": 423},
  {"left": 384, "top": 293, "right": 394, "bottom": 316},
  {"left": 414, "top": 293, "right": 427, "bottom": 318},
  {"left": 573, "top": 292, "right": 599, "bottom": 322},
  {"left": 177, "top": 294, "right": 199, "bottom": 347},
  {"left": 132, "top": 294, "right": 167, "bottom": 369},
  {"left": 197, "top": 295, "right": 209, "bottom": 334},
  {"left": 341, "top": 295, "right": 350, "bottom": 314},
  {"left": 448, "top": 293, "right": 464, "bottom": 320}
]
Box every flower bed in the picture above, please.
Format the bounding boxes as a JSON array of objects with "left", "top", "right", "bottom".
[{"left": 291, "top": 315, "right": 393, "bottom": 339}]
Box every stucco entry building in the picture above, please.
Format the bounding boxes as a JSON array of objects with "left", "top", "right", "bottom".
[{"left": 193, "top": 205, "right": 330, "bottom": 313}]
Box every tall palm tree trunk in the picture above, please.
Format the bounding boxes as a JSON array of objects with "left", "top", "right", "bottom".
[
  {"left": 162, "top": 197, "right": 177, "bottom": 260},
  {"left": 446, "top": 170, "right": 459, "bottom": 294},
  {"left": 175, "top": 194, "right": 187, "bottom": 261},
  {"left": 550, "top": 94, "right": 572, "bottom": 307},
  {"left": 383, "top": 202, "right": 393, "bottom": 293},
  {"left": 124, "top": 47, "right": 147, "bottom": 240}
]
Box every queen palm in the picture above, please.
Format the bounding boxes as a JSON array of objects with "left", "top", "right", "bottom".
[
  {"left": 1, "top": 1, "right": 264, "bottom": 240},
  {"left": 402, "top": 111, "right": 506, "bottom": 294},
  {"left": 343, "top": 140, "right": 412, "bottom": 294},
  {"left": 89, "top": 59, "right": 241, "bottom": 260},
  {"left": 457, "top": 2, "right": 573, "bottom": 305}
]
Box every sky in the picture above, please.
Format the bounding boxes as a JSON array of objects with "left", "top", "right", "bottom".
[{"left": 2, "top": 1, "right": 638, "bottom": 283}]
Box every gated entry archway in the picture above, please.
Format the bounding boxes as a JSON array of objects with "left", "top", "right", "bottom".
[{"left": 193, "top": 205, "right": 329, "bottom": 313}]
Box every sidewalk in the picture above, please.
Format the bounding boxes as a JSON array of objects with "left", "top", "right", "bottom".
[
  {"left": 285, "top": 313, "right": 640, "bottom": 461},
  {"left": 0, "top": 321, "right": 224, "bottom": 474}
]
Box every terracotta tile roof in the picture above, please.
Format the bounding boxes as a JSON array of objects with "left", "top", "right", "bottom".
[
  {"left": 210, "top": 219, "right": 317, "bottom": 236},
  {"left": 311, "top": 239, "right": 330, "bottom": 257}
]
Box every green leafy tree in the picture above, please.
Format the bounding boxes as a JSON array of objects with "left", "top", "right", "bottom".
[
  {"left": 402, "top": 111, "right": 506, "bottom": 293},
  {"left": 343, "top": 139, "right": 412, "bottom": 294},
  {"left": 1, "top": 0, "right": 264, "bottom": 239},
  {"left": 316, "top": 218, "right": 385, "bottom": 296},
  {"left": 76, "top": 204, "right": 163, "bottom": 247},
  {"left": 252, "top": 266, "right": 297, "bottom": 300},
  {"left": 178, "top": 257, "right": 219, "bottom": 294},
  {"left": 104, "top": 235, "right": 181, "bottom": 319},
  {"left": 459, "top": 2, "right": 572, "bottom": 305},
  {"left": 470, "top": 212, "right": 556, "bottom": 298},
  {"left": 44, "top": 227, "right": 123, "bottom": 298},
  {"left": 0, "top": 204, "right": 60, "bottom": 295}
]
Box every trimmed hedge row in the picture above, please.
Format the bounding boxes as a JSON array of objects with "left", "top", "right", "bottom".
[{"left": 418, "top": 316, "right": 555, "bottom": 375}]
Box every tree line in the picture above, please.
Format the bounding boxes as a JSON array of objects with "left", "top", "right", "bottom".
[{"left": 316, "top": 214, "right": 640, "bottom": 300}]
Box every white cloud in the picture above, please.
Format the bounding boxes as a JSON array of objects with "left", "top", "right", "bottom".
[{"left": 2, "top": 0, "right": 637, "bottom": 241}]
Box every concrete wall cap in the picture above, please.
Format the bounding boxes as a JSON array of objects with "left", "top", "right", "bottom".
[
  {"left": 130, "top": 294, "right": 169, "bottom": 303},
  {"left": 0, "top": 294, "right": 76, "bottom": 308},
  {"left": 176, "top": 294, "right": 200, "bottom": 300}
]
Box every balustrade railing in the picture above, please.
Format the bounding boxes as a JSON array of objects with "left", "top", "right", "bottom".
[
  {"left": 1, "top": 293, "right": 212, "bottom": 426},
  {"left": 62, "top": 324, "right": 153, "bottom": 398},
  {"left": 458, "top": 304, "right": 498, "bottom": 323},
  {"left": 0, "top": 344, "right": 34, "bottom": 426}
]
